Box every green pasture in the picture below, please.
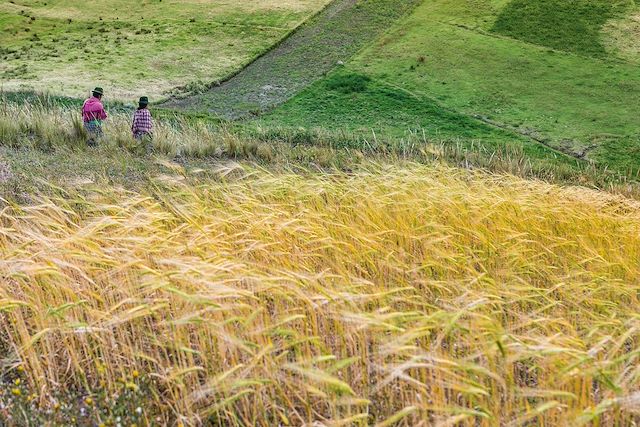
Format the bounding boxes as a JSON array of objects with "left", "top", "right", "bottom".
[
  {"left": 0, "top": 0, "right": 328, "bottom": 100},
  {"left": 263, "top": 0, "right": 640, "bottom": 173}
]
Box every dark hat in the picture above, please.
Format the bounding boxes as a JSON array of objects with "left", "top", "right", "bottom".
[
  {"left": 139, "top": 96, "right": 149, "bottom": 105},
  {"left": 92, "top": 87, "right": 104, "bottom": 96}
]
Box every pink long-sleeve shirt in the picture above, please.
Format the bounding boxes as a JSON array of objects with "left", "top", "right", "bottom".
[{"left": 82, "top": 97, "right": 108, "bottom": 123}]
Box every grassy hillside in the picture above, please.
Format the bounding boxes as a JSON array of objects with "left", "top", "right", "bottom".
[
  {"left": 492, "top": 0, "right": 630, "bottom": 56},
  {"left": 0, "top": 0, "right": 329, "bottom": 99},
  {"left": 165, "top": 0, "right": 422, "bottom": 118},
  {"left": 1, "top": 162, "right": 640, "bottom": 425},
  {"left": 262, "top": 0, "right": 640, "bottom": 173}
]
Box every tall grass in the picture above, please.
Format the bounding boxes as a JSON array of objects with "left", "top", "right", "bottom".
[
  {"left": 1, "top": 163, "right": 639, "bottom": 425},
  {"left": 1, "top": 100, "right": 639, "bottom": 198}
]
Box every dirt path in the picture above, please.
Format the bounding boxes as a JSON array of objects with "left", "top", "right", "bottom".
[{"left": 163, "top": 0, "right": 421, "bottom": 119}]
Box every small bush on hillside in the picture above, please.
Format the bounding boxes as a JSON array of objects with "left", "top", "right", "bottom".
[{"left": 325, "top": 72, "right": 372, "bottom": 94}]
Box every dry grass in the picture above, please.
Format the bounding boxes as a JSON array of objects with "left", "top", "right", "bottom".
[
  {"left": 604, "top": 10, "right": 640, "bottom": 62},
  {"left": 4, "top": 100, "right": 640, "bottom": 200},
  {"left": 0, "top": 101, "right": 354, "bottom": 175},
  {"left": 1, "top": 162, "right": 640, "bottom": 425}
]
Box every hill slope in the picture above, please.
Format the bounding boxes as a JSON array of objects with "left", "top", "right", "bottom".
[
  {"left": 262, "top": 0, "right": 640, "bottom": 172},
  {"left": 0, "top": 0, "right": 329, "bottom": 99},
  {"left": 165, "top": 0, "right": 422, "bottom": 118}
]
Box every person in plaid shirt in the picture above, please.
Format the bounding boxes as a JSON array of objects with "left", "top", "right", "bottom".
[{"left": 131, "top": 96, "right": 153, "bottom": 140}]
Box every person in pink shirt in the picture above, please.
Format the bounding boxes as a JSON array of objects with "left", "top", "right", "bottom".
[{"left": 81, "top": 87, "right": 107, "bottom": 146}]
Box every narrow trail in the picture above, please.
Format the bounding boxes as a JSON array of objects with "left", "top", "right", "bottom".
[{"left": 162, "top": 0, "right": 422, "bottom": 119}]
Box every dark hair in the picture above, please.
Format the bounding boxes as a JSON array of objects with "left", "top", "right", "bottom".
[
  {"left": 138, "top": 103, "right": 148, "bottom": 110},
  {"left": 93, "top": 92, "right": 102, "bottom": 99}
]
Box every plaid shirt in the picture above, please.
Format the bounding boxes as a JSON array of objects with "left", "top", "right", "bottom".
[{"left": 131, "top": 108, "right": 153, "bottom": 136}]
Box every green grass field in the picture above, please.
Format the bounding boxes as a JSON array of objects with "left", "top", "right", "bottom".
[
  {"left": 262, "top": 0, "right": 640, "bottom": 173},
  {"left": 254, "top": 70, "right": 574, "bottom": 170},
  {"left": 0, "top": 0, "right": 328, "bottom": 100},
  {"left": 492, "top": 0, "right": 630, "bottom": 56}
]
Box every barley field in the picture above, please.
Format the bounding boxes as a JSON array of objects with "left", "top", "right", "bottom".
[{"left": 1, "top": 162, "right": 639, "bottom": 425}]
